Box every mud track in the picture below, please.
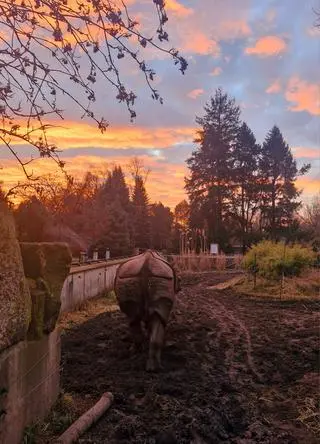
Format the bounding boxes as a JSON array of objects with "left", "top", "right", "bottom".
[{"left": 61, "top": 272, "right": 320, "bottom": 443}]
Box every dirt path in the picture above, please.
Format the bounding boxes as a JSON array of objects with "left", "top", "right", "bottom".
[{"left": 61, "top": 272, "right": 319, "bottom": 443}]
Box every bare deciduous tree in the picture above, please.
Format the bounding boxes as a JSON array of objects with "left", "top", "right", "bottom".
[
  {"left": 127, "top": 155, "right": 150, "bottom": 184},
  {"left": 0, "top": 0, "right": 187, "bottom": 176}
]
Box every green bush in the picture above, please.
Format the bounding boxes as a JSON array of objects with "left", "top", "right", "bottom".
[{"left": 243, "top": 240, "right": 315, "bottom": 279}]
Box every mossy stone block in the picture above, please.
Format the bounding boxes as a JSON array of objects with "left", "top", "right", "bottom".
[{"left": 0, "top": 203, "right": 31, "bottom": 352}]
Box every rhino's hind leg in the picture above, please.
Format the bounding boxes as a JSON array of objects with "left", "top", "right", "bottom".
[{"left": 146, "top": 314, "right": 165, "bottom": 372}]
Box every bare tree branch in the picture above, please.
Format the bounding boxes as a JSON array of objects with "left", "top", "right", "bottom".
[{"left": 0, "top": 0, "right": 188, "bottom": 177}]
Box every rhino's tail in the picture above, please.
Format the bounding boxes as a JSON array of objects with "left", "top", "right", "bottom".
[{"left": 140, "top": 252, "right": 153, "bottom": 320}]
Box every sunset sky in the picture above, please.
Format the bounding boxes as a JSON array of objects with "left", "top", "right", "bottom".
[{"left": 0, "top": 0, "right": 319, "bottom": 209}]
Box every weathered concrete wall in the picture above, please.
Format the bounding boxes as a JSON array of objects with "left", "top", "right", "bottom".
[
  {"left": 20, "top": 242, "right": 72, "bottom": 339},
  {"left": 0, "top": 203, "right": 31, "bottom": 352},
  {"left": 60, "top": 259, "right": 128, "bottom": 312},
  {"left": 0, "top": 328, "right": 61, "bottom": 444}
]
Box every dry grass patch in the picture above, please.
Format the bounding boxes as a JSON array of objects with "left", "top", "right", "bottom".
[
  {"left": 23, "top": 391, "right": 97, "bottom": 444},
  {"left": 234, "top": 269, "right": 320, "bottom": 300},
  {"left": 58, "top": 291, "right": 119, "bottom": 331},
  {"left": 171, "top": 254, "right": 242, "bottom": 273}
]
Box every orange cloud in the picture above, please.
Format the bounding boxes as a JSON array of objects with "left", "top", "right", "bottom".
[
  {"left": 0, "top": 121, "right": 195, "bottom": 150},
  {"left": 187, "top": 89, "right": 204, "bottom": 99},
  {"left": 210, "top": 67, "right": 222, "bottom": 76},
  {"left": 292, "top": 147, "right": 320, "bottom": 159},
  {"left": 296, "top": 176, "right": 320, "bottom": 197},
  {"left": 0, "top": 155, "right": 188, "bottom": 210},
  {"left": 215, "top": 20, "right": 251, "bottom": 40},
  {"left": 184, "top": 32, "right": 220, "bottom": 56},
  {"left": 165, "top": 0, "right": 193, "bottom": 17},
  {"left": 266, "top": 79, "right": 282, "bottom": 94},
  {"left": 245, "top": 36, "right": 287, "bottom": 57},
  {"left": 285, "top": 77, "right": 320, "bottom": 115}
]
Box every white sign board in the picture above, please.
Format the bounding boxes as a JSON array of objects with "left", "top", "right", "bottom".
[{"left": 210, "top": 243, "right": 219, "bottom": 255}]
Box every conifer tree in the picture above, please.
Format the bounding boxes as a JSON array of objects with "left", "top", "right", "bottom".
[
  {"left": 92, "top": 199, "right": 131, "bottom": 257},
  {"left": 259, "top": 126, "right": 310, "bottom": 239},
  {"left": 186, "top": 88, "right": 241, "bottom": 250},
  {"left": 231, "top": 122, "right": 261, "bottom": 252},
  {"left": 132, "top": 175, "right": 151, "bottom": 249},
  {"left": 92, "top": 166, "right": 131, "bottom": 256},
  {"left": 150, "top": 202, "right": 173, "bottom": 251}
]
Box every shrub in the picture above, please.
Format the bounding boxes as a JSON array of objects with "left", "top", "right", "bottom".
[{"left": 242, "top": 240, "right": 315, "bottom": 280}]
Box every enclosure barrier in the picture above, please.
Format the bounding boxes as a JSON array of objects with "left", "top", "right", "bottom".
[{"left": 60, "top": 257, "right": 131, "bottom": 313}]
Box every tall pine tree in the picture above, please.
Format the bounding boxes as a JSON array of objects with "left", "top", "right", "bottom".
[
  {"left": 92, "top": 166, "right": 131, "bottom": 256},
  {"left": 231, "top": 122, "right": 261, "bottom": 252},
  {"left": 132, "top": 175, "right": 151, "bottom": 249},
  {"left": 92, "top": 199, "right": 131, "bottom": 257},
  {"left": 259, "top": 126, "right": 310, "bottom": 240},
  {"left": 185, "top": 88, "right": 241, "bottom": 250},
  {"left": 150, "top": 202, "right": 173, "bottom": 251}
]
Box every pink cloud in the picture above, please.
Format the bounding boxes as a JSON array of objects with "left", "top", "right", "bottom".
[
  {"left": 307, "top": 27, "right": 320, "bottom": 37},
  {"left": 210, "top": 67, "right": 222, "bottom": 76},
  {"left": 187, "top": 89, "right": 204, "bottom": 99},
  {"left": 285, "top": 77, "right": 320, "bottom": 116},
  {"left": 184, "top": 32, "right": 220, "bottom": 56},
  {"left": 214, "top": 20, "right": 251, "bottom": 40},
  {"left": 292, "top": 147, "right": 320, "bottom": 159},
  {"left": 165, "top": 0, "right": 193, "bottom": 17},
  {"left": 266, "top": 79, "right": 282, "bottom": 94},
  {"left": 245, "top": 36, "right": 287, "bottom": 57}
]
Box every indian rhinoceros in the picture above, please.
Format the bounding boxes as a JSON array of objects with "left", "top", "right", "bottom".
[{"left": 114, "top": 249, "right": 181, "bottom": 371}]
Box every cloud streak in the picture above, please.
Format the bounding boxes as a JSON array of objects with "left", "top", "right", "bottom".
[{"left": 0, "top": 121, "right": 195, "bottom": 150}]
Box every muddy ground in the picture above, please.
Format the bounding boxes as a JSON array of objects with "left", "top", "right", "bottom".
[{"left": 60, "top": 272, "right": 319, "bottom": 443}]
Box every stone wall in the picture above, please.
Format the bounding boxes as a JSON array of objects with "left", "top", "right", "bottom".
[
  {"left": 0, "top": 202, "right": 31, "bottom": 352},
  {"left": 0, "top": 203, "right": 72, "bottom": 444}
]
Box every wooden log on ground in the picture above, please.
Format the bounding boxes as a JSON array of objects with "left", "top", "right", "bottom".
[{"left": 56, "top": 392, "right": 114, "bottom": 444}]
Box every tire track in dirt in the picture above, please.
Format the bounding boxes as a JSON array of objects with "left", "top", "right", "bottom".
[{"left": 176, "top": 282, "right": 262, "bottom": 387}]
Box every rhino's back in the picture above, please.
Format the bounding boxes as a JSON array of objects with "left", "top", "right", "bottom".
[
  {"left": 147, "top": 254, "right": 174, "bottom": 279},
  {"left": 115, "top": 251, "right": 175, "bottom": 323},
  {"left": 116, "top": 251, "right": 174, "bottom": 280},
  {"left": 117, "top": 253, "right": 146, "bottom": 278}
]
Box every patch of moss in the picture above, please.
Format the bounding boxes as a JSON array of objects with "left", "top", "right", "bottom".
[
  {"left": 21, "top": 242, "right": 72, "bottom": 337},
  {"left": 0, "top": 203, "right": 31, "bottom": 351},
  {"left": 26, "top": 278, "right": 45, "bottom": 340}
]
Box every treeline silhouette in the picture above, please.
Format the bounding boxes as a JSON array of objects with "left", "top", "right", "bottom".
[
  {"left": 2, "top": 88, "right": 318, "bottom": 256},
  {"left": 11, "top": 165, "right": 177, "bottom": 257}
]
